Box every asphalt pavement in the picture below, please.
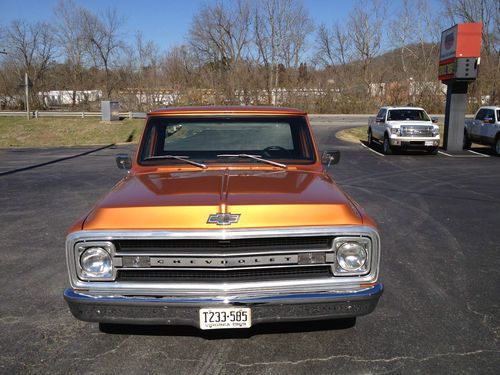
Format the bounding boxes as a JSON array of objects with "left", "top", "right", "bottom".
[{"left": 0, "top": 121, "right": 499, "bottom": 374}]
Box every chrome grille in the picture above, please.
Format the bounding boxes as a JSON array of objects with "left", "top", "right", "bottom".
[
  {"left": 114, "top": 236, "right": 333, "bottom": 254},
  {"left": 117, "top": 266, "right": 332, "bottom": 282},
  {"left": 400, "top": 126, "right": 433, "bottom": 137}
]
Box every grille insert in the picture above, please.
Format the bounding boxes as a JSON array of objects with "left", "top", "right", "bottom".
[
  {"left": 114, "top": 237, "right": 332, "bottom": 254},
  {"left": 400, "top": 126, "right": 433, "bottom": 137},
  {"left": 117, "top": 266, "right": 332, "bottom": 282}
]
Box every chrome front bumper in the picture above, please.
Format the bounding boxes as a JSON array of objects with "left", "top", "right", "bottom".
[
  {"left": 389, "top": 136, "right": 439, "bottom": 147},
  {"left": 64, "top": 283, "right": 383, "bottom": 327}
]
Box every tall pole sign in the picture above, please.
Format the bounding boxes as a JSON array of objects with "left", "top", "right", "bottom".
[{"left": 439, "top": 23, "right": 482, "bottom": 151}]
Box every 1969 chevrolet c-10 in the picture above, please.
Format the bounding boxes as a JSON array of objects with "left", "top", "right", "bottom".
[{"left": 64, "top": 106, "right": 383, "bottom": 330}]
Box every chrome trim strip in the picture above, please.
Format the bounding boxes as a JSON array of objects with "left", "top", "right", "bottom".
[
  {"left": 114, "top": 248, "right": 331, "bottom": 257},
  {"left": 65, "top": 226, "right": 380, "bottom": 295}
]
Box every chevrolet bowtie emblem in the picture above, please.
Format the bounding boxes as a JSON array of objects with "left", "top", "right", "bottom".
[{"left": 207, "top": 213, "right": 240, "bottom": 225}]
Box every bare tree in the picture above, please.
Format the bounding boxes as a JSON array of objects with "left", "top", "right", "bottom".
[
  {"left": 254, "top": 0, "right": 313, "bottom": 103},
  {"left": 315, "top": 23, "right": 350, "bottom": 68},
  {"left": 81, "top": 7, "right": 125, "bottom": 99},
  {"left": 1, "top": 19, "right": 56, "bottom": 108},
  {"left": 347, "top": 0, "right": 384, "bottom": 96},
  {"left": 190, "top": 0, "right": 251, "bottom": 67},
  {"left": 387, "top": 0, "right": 443, "bottom": 108},
  {"left": 125, "top": 32, "right": 162, "bottom": 110},
  {"left": 54, "top": 0, "right": 90, "bottom": 106},
  {"left": 188, "top": 0, "right": 252, "bottom": 103}
]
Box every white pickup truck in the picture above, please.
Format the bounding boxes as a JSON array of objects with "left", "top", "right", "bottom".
[
  {"left": 464, "top": 106, "right": 500, "bottom": 155},
  {"left": 368, "top": 106, "right": 440, "bottom": 155}
]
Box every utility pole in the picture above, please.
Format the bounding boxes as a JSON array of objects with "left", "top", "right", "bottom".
[{"left": 25, "top": 73, "right": 30, "bottom": 120}]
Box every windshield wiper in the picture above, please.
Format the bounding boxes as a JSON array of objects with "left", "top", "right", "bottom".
[
  {"left": 145, "top": 155, "right": 207, "bottom": 169},
  {"left": 217, "top": 154, "right": 287, "bottom": 169}
]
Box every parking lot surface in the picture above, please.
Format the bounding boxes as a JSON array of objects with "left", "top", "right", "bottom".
[{"left": 1, "top": 122, "right": 499, "bottom": 374}]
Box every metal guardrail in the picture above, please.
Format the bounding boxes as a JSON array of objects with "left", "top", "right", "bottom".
[{"left": 0, "top": 111, "right": 147, "bottom": 119}]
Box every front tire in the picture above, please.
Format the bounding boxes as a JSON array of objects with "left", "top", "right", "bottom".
[
  {"left": 383, "top": 135, "right": 392, "bottom": 155},
  {"left": 494, "top": 137, "right": 500, "bottom": 156},
  {"left": 367, "top": 129, "right": 373, "bottom": 146}
]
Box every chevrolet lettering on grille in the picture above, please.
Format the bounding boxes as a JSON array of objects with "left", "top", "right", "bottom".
[
  {"left": 149, "top": 255, "right": 300, "bottom": 268},
  {"left": 207, "top": 213, "right": 240, "bottom": 225}
]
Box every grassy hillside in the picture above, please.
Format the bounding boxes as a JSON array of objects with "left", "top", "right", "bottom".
[{"left": 0, "top": 117, "right": 145, "bottom": 148}]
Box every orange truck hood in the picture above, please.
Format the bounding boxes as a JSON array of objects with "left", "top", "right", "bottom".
[{"left": 82, "top": 170, "right": 364, "bottom": 230}]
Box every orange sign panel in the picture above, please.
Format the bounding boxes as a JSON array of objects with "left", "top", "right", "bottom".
[{"left": 439, "top": 23, "right": 482, "bottom": 81}]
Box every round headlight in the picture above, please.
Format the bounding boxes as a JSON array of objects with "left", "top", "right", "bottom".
[
  {"left": 80, "top": 247, "right": 112, "bottom": 277},
  {"left": 337, "top": 242, "right": 367, "bottom": 271}
]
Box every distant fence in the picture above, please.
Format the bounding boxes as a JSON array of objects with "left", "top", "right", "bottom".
[{"left": 0, "top": 111, "right": 147, "bottom": 119}]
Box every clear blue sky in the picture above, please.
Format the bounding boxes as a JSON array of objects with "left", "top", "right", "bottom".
[{"left": 0, "top": 0, "right": 442, "bottom": 52}]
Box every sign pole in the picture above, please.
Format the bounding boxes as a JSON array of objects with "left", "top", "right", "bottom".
[
  {"left": 25, "top": 72, "right": 30, "bottom": 120},
  {"left": 443, "top": 80, "right": 468, "bottom": 151}
]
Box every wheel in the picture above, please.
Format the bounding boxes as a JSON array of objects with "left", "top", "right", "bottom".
[
  {"left": 382, "top": 135, "right": 392, "bottom": 155},
  {"left": 494, "top": 137, "right": 500, "bottom": 156},
  {"left": 463, "top": 132, "right": 471, "bottom": 150},
  {"left": 428, "top": 147, "right": 438, "bottom": 155},
  {"left": 367, "top": 129, "right": 373, "bottom": 146}
]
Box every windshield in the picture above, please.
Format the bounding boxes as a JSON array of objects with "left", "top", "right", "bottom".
[
  {"left": 139, "top": 116, "right": 316, "bottom": 166},
  {"left": 387, "top": 109, "right": 430, "bottom": 121}
]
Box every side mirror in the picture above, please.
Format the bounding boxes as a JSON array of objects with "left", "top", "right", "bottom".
[
  {"left": 376, "top": 117, "right": 384, "bottom": 122},
  {"left": 483, "top": 117, "right": 493, "bottom": 124},
  {"left": 431, "top": 117, "right": 438, "bottom": 123},
  {"left": 321, "top": 150, "right": 341, "bottom": 167},
  {"left": 116, "top": 154, "right": 132, "bottom": 170}
]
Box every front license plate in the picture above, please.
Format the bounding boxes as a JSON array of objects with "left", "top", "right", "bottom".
[
  {"left": 199, "top": 307, "right": 251, "bottom": 330},
  {"left": 425, "top": 141, "right": 434, "bottom": 146}
]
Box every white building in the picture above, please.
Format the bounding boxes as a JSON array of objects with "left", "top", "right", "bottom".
[{"left": 40, "top": 90, "right": 102, "bottom": 106}]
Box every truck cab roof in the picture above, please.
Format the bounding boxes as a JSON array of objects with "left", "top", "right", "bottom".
[
  {"left": 380, "top": 106, "right": 426, "bottom": 111},
  {"left": 477, "top": 106, "right": 500, "bottom": 111},
  {"left": 147, "top": 106, "right": 307, "bottom": 117}
]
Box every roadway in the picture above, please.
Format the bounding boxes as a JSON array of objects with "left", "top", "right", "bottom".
[{"left": 0, "top": 120, "right": 498, "bottom": 374}]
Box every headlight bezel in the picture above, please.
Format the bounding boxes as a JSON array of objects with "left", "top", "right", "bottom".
[
  {"left": 333, "top": 237, "right": 371, "bottom": 276},
  {"left": 75, "top": 241, "right": 116, "bottom": 281}
]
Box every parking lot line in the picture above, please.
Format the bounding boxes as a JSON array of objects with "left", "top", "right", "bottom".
[
  {"left": 438, "top": 150, "right": 490, "bottom": 158},
  {"left": 359, "top": 141, "right": 385, "bottom": 156},
  {"left": 467, "top": 149, "right": 490, "bottom": 157}
]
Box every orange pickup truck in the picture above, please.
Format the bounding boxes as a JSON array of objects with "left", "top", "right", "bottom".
[{"left": 64, "top": 106, "right": 383, "bottom": 330}]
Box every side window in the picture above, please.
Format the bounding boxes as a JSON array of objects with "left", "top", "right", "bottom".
[
  {"left": 475, "top": 109, "right": 486, "bottom": 121},
  {"left": 484, "top": 109, "right": 495, "bottom": 121},
  {"left": 377, "top": 109, "right": 386, "bottom": 120}
]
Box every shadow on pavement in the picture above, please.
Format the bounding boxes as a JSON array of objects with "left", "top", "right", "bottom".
[
  {"left": 98, "top": 318, "right": 357, "bottom": 339},
  {"left": 0, "top": 144, "right": 115, "bottom": 177},
  {"left": 360, "top": 140, "right": 442, "bottom": 156}
]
